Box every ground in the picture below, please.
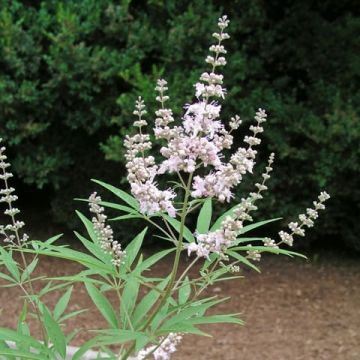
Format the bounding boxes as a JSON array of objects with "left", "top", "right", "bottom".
[{"left": 0, "top": 249, "right": 359, "bottom": 360}]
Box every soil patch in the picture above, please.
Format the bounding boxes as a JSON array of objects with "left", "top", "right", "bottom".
[{"left": 1, "top": 250, "right": 359, "bottom": 360}]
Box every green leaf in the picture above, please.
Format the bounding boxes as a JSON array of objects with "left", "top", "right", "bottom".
[
  {"left": 151, "top": 301, "right": 170, "bottom": 331},
  {"left": 16, "top": 302, "right": 30, "bottom": 353},
  {"left": 226, "top": 250, "right": 260, "bottom": 272},
  {"left": 132, "top": 277, "right": 170, "bottom": 327},
  {"left": 124, "top": 228, "right": 147, "bottom": 270},
  {"left": 42, "top": 304, "right": 67, "bottom": 358},
  {"left": 54, "top": 286, "right": 73, "bottom": 321},
  {"left": 231, "top": 245, "right": 307, "bottom": 258},
  {"left": 20, "top": 257, "right": 38, "bottom": 283},
  {"left": 0, "top": 328, "right": 47, "bottom": 353},
  {"left": 162, "top": 215, "right": 195, "bottom": 242},
  {"left": 161, "top": 298, "right": 227, "bottom": 329},
  {"left": 73, "top": 331, "right": 148, "bottom": 359},
  {"left": 196, "top": 198, "right": 212, "bottom": 234},
  {"left": 76, "top": 211, "right": 98, "bottom": 244},
  {"left": 59, "top": 309, "right": 88, "bottom": 323},
  {"left": 91, "top": 179, "right": 139, "bottom": 210},
  {"left": 0, "top": 340, "right": 16, "bottom": 360},
  {"left": 159, "top": 323, "right": 210, "bottom": 337},
  {"left": 200, "top": 253, "right": 220, "bottom": 272},
  {"left": 0, "top": 248, "right": 20, "bottom": 282},
  {"left": 210, "top": 204, "right": 239, "bottom": 231},
  {"left": 111, "top": 214, "right": 143, "bottom": 221},
  {"left": 135, "top": 249, "right": 174, "bottom": 274},
  {"left": 187, "top": 313, "right": 244, "bottom": 325},
  {"left": 240, "top": 218, "right": 282, "bottom": 234},
  {"left": 0, "top": 348, "right": 48, "bottom": 359},
  {"left": 74, "top": 230, "right": 112, "bottom": 265},
  {"left": 85, "top": 282, "right": 119, "bottom": 329},
  {"left": 99, "top": 200, "right": 138, "bottom": 214},
  {"left": 23, "top": 243, "right": 114, "bottom": 274},
  {"left": 44, "top": 234, "right": 63, "bottom": 245},
  {"left": 0, "top": 272, "right": 17, "bottom": 284},
  {"left": 120, "top": 276, "right": 139, "bottom": 329},
  {"left": 232, "top": 237, "right": 267, "bottom": 246},
  {"left": 17, "top": 302, "right": 30, "bottom": 338},
  {"left": 76, "top": 198, "right": 137, "bottom": 214},
  {"left": 178, "top": 276, "right": 191, "bottom": 305},
  {"left": 72, "top": 337, "right": 107, "bottom": 360}
]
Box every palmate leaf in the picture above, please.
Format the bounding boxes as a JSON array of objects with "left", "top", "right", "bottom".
[{"left": 196, "top": 198, "right": 212, "bottom": 234}]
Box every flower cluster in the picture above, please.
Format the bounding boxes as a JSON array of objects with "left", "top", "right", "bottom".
[
  {"left": 188, "top": 154, "right": 275, "bottom": 259},
  {"left": 88, "top": 192, "right": 125, "bottom": 266},
  {"left": 191, "top": 108, "right": 267, "bottom": 202},
  {"left": 125, "top": 97, "right": 176, "bottom": 217},
  {"left": 276, "top": 191, "right": 331, "bottom": 247},
  {"left": 136, "top": 333, "right": 182, "bottom": 360},
  {"left": 122, "top": 13, "right": 330, "bottom": 271},
  {"left": 0, "top": 139, "right": 28, "bottom": 246},
  {"left": 125, "top": 15, "right": 269, "bottom": 217}
]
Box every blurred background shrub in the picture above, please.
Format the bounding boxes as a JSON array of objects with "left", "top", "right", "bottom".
[{"left": 0, "top": 0, "right": 359, "bottom": 250}]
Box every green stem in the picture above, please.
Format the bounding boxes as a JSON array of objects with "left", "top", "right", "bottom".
[
  {"left": 173, "top": 256, "right": 199, "bottom": 291},
  {"left": 120, "top": 173, "right": 193, "bottom": 360}
]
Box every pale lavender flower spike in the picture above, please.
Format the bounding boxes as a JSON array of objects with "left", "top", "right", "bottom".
[
  {"left": 0, "top": 139, "right": 29, "bottom": 245},
  {"left": 88, "top": 192, "right": 125, "bottom": 266},
  {"left": 123, "top": 15, "right": 330, "bottom": 263},
  {"left": 125, "top": 14, "right": 266, "bottom": 217}
]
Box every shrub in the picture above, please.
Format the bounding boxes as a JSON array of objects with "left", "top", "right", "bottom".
[
  {"left": 0, "top": 15, "right": 330, "bottom": 359},
  {"left": 0, "top": 0, "right": 358, "bottom": 249}
]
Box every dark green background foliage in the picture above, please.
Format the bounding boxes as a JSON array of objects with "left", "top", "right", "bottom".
[{"left": 0, "top": 0, "right": 359, "bottom": 249}]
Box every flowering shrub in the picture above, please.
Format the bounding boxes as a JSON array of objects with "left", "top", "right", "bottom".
[{"left": 0, "top": 16, "right": 329, "bottom": 359}]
